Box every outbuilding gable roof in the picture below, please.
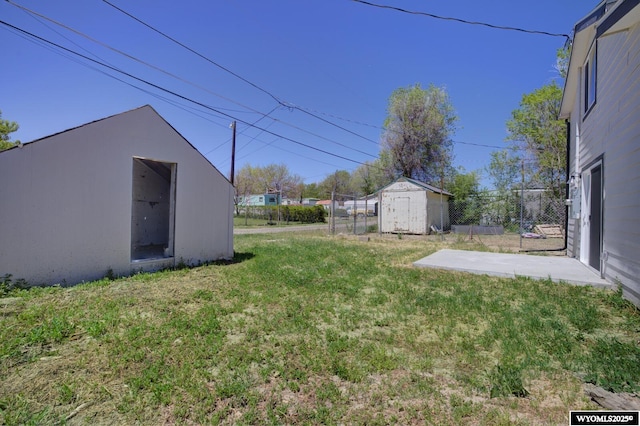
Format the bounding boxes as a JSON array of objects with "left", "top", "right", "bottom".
[
  {"left": 377, "top": 176, "right": 452, "bottom": 196},
  {"left": 0, "top": 105, "right": 230, "bottom": 184}
]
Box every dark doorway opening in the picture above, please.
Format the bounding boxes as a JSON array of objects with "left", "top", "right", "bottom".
[{"left": 131, "top": 157, "right": 176, "bottom": 261}]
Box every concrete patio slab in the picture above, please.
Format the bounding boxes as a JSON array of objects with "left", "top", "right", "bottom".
[{"left": 414, "top": 249, "right": 612, "bottom": 288}]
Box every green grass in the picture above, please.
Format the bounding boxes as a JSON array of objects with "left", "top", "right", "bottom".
[
  {"left": 1, "top": 233, "right": 639, "bottom": 424},
  {"left": 233, "top": 216, "right": 327, "bottom": 228}
]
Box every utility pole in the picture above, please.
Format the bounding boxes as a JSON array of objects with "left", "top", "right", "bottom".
[{"left": 230, "top": 121, "right": 236, "bottom": 185}]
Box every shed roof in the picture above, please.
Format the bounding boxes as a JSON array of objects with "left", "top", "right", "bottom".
[{"left": 377, "top": 176, "right": 452, "bottom": 196}]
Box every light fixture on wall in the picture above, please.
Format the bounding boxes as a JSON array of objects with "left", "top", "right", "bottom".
[{"left": 568, "top": 173, "right": 581, "bottom": 187}]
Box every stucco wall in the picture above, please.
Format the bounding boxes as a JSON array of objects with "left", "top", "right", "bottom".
[{"left": 0, "top": 106, "right": 233, "bottom": 287}]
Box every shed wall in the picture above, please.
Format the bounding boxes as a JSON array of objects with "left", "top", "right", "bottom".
[
  {"left": 378, "top": 180, "right": 449, "bottom": 234},
  {"left": 0, "top": 106, "right": 233, "bottom": 287}
]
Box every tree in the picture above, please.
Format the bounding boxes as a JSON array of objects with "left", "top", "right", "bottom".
[
  {"left": 233, "top": 163, "right": 302, "bottom": 212},
  {"left": 302, "top": 182, "right": 323, "bottom": 200},
  {"left": 319, "top": 170, "right": 352, "bottom": 200},
  {"left": 486, "top": 150, "right": 521, "bottom": 194},
  {"left": 506, "top": 82, "right": 566, "bottom": 197},
  {"left": 351, "top": 156, "right": 395, "bottom": 195},
  {"left": 0, "top": 110, "right": 20, "bottom": 151},
  {"left": 257, "top": 164, "right": 303, "bottom": 198},
  {"left": 447, "top": 167, "right": 482, "bottom": 225},
  {"left": 554, "top": 46, "right": 570, "bottom": 80},
  {"left": 447, "top": 168, "right": 481, "bottom": 200},
  {"left": 381, "top": 83, "right": 457, "bottom": 184},
  {"left": 486, "top": 150, "right": 521, "bottom": 226}
]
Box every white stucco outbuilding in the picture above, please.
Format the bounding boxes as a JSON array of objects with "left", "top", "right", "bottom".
[
  {"left": 0, "top": 105, "right": 234, "bottom": 287},
  {"left": 378, "top": 177, "right": 451, "bottom": 235}
]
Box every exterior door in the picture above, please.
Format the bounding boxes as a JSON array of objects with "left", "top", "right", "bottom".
[
  {"left": 589, "top": 165, "right": 602, "bottom": 271},
  {"left": 580, "top": 162, "right": 603, "bottom": 272}
]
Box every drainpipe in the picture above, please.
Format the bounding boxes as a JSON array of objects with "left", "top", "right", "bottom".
[{"left": 520, "top": 119, "right": 571, "bottom": 253}]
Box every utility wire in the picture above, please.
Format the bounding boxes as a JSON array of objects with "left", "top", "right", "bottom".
[
  {"left": 100, "top": 0, "right": 284, "bottom": 106},
  {"left": 0, "top": 20, "right": 369, "bottom": 166},
  {"left": 351, "top": 0, "right": 571, "bottom": 43},
  {"left": 204, "top": 106, "right": 280, "bottom": 156},
  {"left": 99, "top": 0, "right": 381, "bottom": 146},
  {"left": 293, "top": 104, "right": 506, "bottom": 149},
  {"left": 284, "top": 101, "right": 379, "bottom": 146},
  {"left": 6, "top": 1, "right": 378, "bottom": 159}
]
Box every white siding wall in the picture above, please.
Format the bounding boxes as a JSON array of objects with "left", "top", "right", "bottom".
[
  {"left": 0, "top": 106, "right": 233, "bottom": 287},
  {"left": 598, "top": 24, "right": 640, "bottom": 306},
  {"left": 569, "top": 23, "right": 640, "bottom": 306}
]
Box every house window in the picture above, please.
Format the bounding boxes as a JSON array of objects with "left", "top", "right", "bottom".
[
  {"left": 584, "top": 46, "right": 597, "bottom": 114},
  {"left": 131, "top": 157, "right": 176, "bottom": 261}
]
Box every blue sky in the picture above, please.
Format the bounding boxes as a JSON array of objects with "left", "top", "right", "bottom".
[{"left": 1, "top": 0, "right": 596, "bottom": 188}]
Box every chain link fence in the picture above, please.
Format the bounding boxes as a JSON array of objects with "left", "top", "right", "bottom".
[{"left": 449, "top": 190, "right": 566, "bottom": 251}]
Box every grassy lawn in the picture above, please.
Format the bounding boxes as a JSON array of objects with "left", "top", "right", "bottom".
[
  {"left": 233, "top": 216, "right": 325, "bottom": 228},
  {"left": 1, "top": 233, "right": 639, "bottom": 425}
]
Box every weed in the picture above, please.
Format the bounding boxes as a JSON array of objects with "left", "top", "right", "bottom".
[
  {"left": 27, "top": 315, "right": 75, "bottom": 345},
  {"left": 489, "top": 363, "right": 529, "bottom": 398},
  {"left": 105, "top": 268, "right": 116, "bottom": 281},
  {"left": 57, "top": 382, "right": 76, "bottom": 405},
  {"left": 1, "top": 274, "right": 29, "bottom": 297}
]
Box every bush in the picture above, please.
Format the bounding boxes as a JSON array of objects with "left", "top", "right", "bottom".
[{"left": 240, "top": 205, "right": 326, "bottom": 224}]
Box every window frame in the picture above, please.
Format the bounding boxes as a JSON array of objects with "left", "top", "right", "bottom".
[{"left": 583, "top": 43, "right": 597, "bottom": 116}]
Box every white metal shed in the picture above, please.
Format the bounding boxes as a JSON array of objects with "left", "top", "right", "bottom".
[{"left": 378, "top": 177, "right": 451, "bottom": 235}]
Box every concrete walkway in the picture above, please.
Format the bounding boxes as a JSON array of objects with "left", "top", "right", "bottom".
[{"left": 414, "top": 249, "right": 612, "bottom": 288}]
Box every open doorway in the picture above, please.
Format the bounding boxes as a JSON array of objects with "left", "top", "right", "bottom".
[{"left": 131, "top": 157, "right": 176, "bottom": 262}]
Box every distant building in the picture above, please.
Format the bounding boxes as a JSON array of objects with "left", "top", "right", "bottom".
[
  {"left": 316, "top": 200, "right": 341, "bottom": 211},
  {"left": 301, "top": 198, "right": 319, "bottom": 206},
  {"left": 343, "top": 195, "right": 378, "bottom": 216},
  {"left": 238, "top": 193, "right": 281, "bottom": 207}
]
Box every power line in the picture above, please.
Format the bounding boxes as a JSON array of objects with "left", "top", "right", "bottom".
[
  {"left": 101, "top": 0, "right": 284, "bottom": 106},
  {"left": 351, "top": 0, "right": 571, "bottom": 43},
  {"left": 0, "top": 19, "right": 370, "bottom": 167},
  {"left": 205, "top": 106, "right": 280, "bottom": 156},
  {"left": 284, "top": 101, "right": 379, "bottom": 146},
  {"left": 290, "top": 105, "right": 508, "bottom": 150},
  {"left": 6, "top": 1, "right": 379, "bottom": 160},
  {"left": 98, "top": 0, "right": 381, "bottom": 147}
]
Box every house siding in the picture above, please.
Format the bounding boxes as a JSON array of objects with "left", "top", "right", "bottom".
[
  {"left": 598, "top": 24, "right": 640, "bottom": 306},
  {"left": 568, "top": 18, "right": 640, "bottom": 306},
  {"left": 0, "top": 106, "right": 233, "bottom": 287}
]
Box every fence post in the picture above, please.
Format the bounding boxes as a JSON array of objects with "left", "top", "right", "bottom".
[
  {"left": 353, "top": 194, "right": 357, "bottom": 235},
  {"left": 331, "top": 191, "right": 335, "bottom": 235},
  {"left": 520, "top": 159, "right": 524, "bottom": 249}
]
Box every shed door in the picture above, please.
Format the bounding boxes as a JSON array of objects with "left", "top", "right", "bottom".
[{"left": 394, "top": 196, "right": 410, "bottom": 232}]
